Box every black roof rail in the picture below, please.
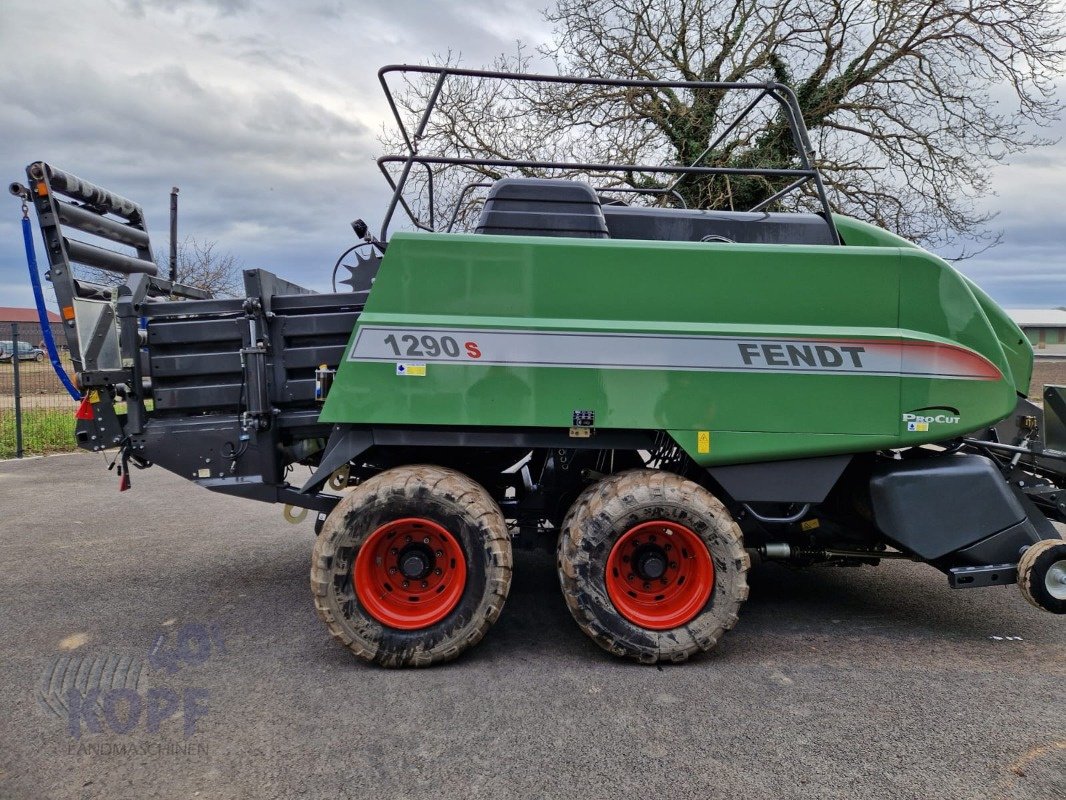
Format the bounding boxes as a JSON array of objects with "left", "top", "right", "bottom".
[{"left": 375, "top": 64, "right": 839, "bottom": 244}]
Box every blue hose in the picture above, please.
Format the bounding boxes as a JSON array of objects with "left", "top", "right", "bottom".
[{"left": 20, "top": 214, "right": 80, "bottom": 401}]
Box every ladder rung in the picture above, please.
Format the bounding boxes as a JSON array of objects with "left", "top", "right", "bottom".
[
  {"left": 57, "top": 199, "right": 151, "bottom": 250},
  {"left": 65, "top": 237, "right": 158, "bottom": 276}
]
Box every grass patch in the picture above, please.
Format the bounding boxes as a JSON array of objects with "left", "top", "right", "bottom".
[{"left": 0, "top": 408, "right": 77, "bottom": 458}]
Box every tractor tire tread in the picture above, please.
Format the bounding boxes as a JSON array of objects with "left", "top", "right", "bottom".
[
  {"left": 311, "top": 464, "right": 511, "bottom": 667},
  {"left": 558, "top": 469, "right": 748, "bottom": 664}
]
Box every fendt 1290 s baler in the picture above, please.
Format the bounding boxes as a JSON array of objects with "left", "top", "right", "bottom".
[{"left": 13, "top": 66, "right": 1066, "bottom": 666}]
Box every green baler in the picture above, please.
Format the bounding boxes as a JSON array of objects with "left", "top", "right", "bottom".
[{"left": 18, "top": 66, "right": 1065, "bottom": 667}]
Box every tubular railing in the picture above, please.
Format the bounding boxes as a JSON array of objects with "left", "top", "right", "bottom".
[{"left": 375, "top": 65, "right": 839, "bottom": 244}]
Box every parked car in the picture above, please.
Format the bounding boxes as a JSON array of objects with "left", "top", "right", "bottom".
[{"left": 0, "top": 340, "right": 45, "bottom": 362}]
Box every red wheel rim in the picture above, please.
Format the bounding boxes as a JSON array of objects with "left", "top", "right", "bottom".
[
  {"left": 605, "top": 520, "right": 714, "bottom": 630},
  {"left": 353, "top": 518, "right": 467, "bottom": 630}
]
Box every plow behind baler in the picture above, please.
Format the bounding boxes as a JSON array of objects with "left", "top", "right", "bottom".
[{"left": 12, "top": 65, "right": 1066, "bottom": 667}]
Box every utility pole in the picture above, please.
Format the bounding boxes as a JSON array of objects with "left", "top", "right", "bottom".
[{"left": 169, "top": 187, "right": 179, "bottom": 282}]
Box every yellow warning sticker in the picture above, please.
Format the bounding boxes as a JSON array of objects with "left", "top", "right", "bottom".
[
  {"left": 800, "top": 518, "right": 820, "bottom": 531},
  {"left": 396, "top": 363, "right": 426, "bottom": 377},
  {"left": 697, "top": 431, "right": 710, "bottom": 454},
  {"left": 87, "top": 390, "right": 100, "bottom": 404}
]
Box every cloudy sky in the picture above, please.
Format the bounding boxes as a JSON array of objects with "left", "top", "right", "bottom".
[{"left": 1, "top": 0, "right": 1063, "bottom": 312}]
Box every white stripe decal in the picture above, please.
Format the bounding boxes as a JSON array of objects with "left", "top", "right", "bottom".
[{"left": 348, "top": 326, "right": 1002, "bottom": 381}]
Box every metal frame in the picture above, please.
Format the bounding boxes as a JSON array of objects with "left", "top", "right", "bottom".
[
  {"left": 23, "top": 162, "right": 206, "bottom": 378},
  {"left": 375, "top": 64, "right": 840, "bottom": 243}
]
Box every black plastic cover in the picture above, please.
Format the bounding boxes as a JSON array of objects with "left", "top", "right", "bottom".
[
  {"left": 709, "top": 455, "right": 851, "bottom": 503},
  {"left": 476, "top": 178, "right": 609, "bottom": 238},
  {"left": 602, "top": 206, "right": 836, "bottom": 246},
  {"left": 869, "top": 454, "right": 1025, "bottom": 560}
]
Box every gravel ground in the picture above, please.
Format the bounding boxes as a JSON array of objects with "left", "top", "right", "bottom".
[
  {"left": 0, "top": 453, "right": 1063, "bottom": 800},
  {"left": 1030, "top": 358, "right": 1066, "bottom": 399}
]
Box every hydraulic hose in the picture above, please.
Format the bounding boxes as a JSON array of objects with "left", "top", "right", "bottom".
[{"left": 20, "top": 209, "right": 81, "bottom": 401}]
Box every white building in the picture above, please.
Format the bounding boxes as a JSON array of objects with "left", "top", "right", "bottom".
[{"left": 1006, "top": 309, "right": 1066, "bottom": 357}]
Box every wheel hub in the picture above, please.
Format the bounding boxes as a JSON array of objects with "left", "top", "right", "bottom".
[
  {"left": 634, "top": 545, "right": 667, "bottom": 580},
  {"left": 398, "top": 545, "right": 434, "bottom": 579},
  {"left": 353, "top": 518, "right": 467, "bottom": 630},
  {"left": 605, "top": 521, "right": 715, "bottom": 630},
  {"left": 1047, "top": 559, "right": 1066, "bottom": 601}
]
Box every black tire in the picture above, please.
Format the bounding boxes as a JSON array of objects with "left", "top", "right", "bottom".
[
  {"left": 34, "top": 352, "right": 43, "bottom": 362},
  {"left": 311, "top": 464, "right": 512, "bottom": 667},
  {"left": 558, "top": 469, "right": 749, "bottom": 664},
  {"left": 1018, "top": 538, "right": 1066, "bottom": 614}
]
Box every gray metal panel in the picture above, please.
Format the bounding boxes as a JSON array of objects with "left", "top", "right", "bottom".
[
  {"left": 869, "top": 454, "right": 1025, "bottom": 560},
  {"left": 145, "top": 298, "right": 244, "bottom": 318},
  {"left": 280, "top": 378, "right": 318, "bottom": 403},
  {"left": 148, "top": 318, "right": 243, "bottom": 345},
  {"left": 282, "top": 345, "right": 346, "bottom": 370},
  {"left": 149, "top": 351, "right": 241, "bottom": 377},
  {"left": 271, "top": 293, "right": 364, "bottom": 312},
  {"left": 73, "top": 298, "right": 121, "bottom": 371},
  {"left": 280, "top": 313, "right": 360, "bottom": 338},
  {"left": 947, "top": 519, "right": 1042, "bottom": 568},
  {"left": 1043, "top": 386, "right": 1066, "bottom": 452},
  {"left": 708, "top": 455, "right": 851, "bottom": 503},
  {"left": 152, "top": 383, "right": 242, "bottom": 410},
  {"left": 300, "top": 426, "right": 375, "bottom": 494}
]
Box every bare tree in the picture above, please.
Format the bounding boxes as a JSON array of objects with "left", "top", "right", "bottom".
[
  {"left": 77, "top": 236, "right": 243, "bottom": 297},
  {"left": 156, "top": 236, "right": 243, "bottom": 298},
  {"left": 383, "top": 1, "right": 1064, "bottom": 254}
]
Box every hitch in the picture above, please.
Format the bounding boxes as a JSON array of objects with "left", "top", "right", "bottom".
[{"left": 108, "top": 439, "right": 152, "bottom": 491}]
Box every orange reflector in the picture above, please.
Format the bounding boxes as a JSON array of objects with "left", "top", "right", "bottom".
[
  {"left": 61, "top": 306, "right": 75, "bottom": 320},
  {"left": 36, "top": 182, "right": 48, "bottom": 196},
  {"left": 75, "top": 396, "right": 94, "bottom": 421}
]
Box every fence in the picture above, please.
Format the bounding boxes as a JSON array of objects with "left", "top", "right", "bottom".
[{"left": 0, "top": 322, "right": 78, "bottom": 459}]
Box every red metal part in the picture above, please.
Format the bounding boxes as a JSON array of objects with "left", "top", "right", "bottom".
[
  {"left": 353, "top": 517, "right": 467, "bottom": 630},
  {"left": 605, "top": 520, "right": 714, "bottom": 630},
  {"left": 75, "top": 395, "right": 93, "bottom": 420}
]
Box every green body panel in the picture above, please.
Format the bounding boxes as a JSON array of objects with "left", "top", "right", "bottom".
[
  {"left": 834, "top": 214, "right": 1033, "bottom": 394},
  {"left": 832, "top": 215, "right": 921, "bottom": 250},
  {"left": 321, "top": 220, "right": 1025, "bottom": 466},
  {"left": 963, "top": 276, "right": 1033, "bottom": 394}
]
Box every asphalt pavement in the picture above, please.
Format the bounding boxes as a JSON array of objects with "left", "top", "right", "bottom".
[{"left": 0, "top": 452, "right": 1063, "bottom": 800}]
